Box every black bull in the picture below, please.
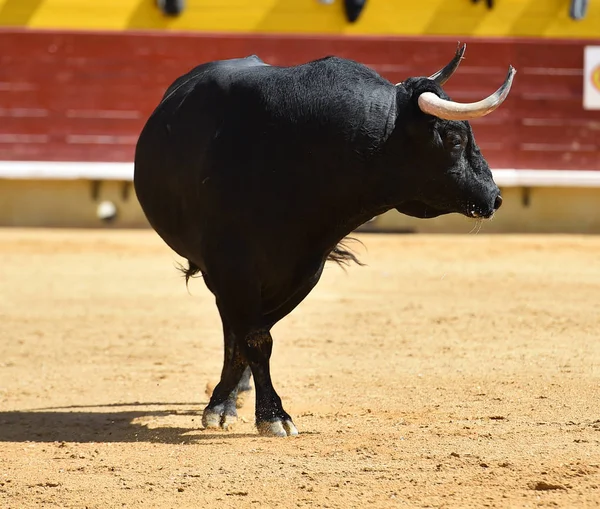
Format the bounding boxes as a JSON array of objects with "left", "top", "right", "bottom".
[{"left": 134, "top": 45, "right": 515, "bottom": 436}]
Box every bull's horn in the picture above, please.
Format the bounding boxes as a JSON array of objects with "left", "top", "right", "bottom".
[
  {"left": 428, "top": 42, "right": 466, "bottom": 86},
  {"left": 395, "top": 42, "right": 466, "bottom": 87},
  {"left": 417, "top": 65, "right": 516, "bottom": 121}
]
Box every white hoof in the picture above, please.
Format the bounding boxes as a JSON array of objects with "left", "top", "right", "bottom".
[
  {"left": 221, "top": 414, "right": 237, "bottom": 431},
  {"left": 283, "top": 420, "right": 299, "bottom": 436},
  {"left": 257, "top": 419, "right": 298, "bottom": 437},
  {"left": 202, "top": 408, "right": 237, "bottom": 430}
]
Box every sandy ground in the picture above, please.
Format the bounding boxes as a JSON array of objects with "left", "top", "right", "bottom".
[{"left": 0, "top": 228, "right": 599, "bottom": 508}]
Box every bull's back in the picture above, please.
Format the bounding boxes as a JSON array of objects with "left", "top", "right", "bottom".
[
  {"left": 134, "top": 54, "right": 393, "bottom": 263},
  {"left": 133, "top": 55, "right": 268, "bottom": 259},
  {"left": 135, "top": 54, "right": 267, "bottom": 184}
]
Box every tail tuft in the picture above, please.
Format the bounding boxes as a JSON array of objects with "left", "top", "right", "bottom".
[
  {"left": 327, "top": 237, "right": 366, "bottom": 269},
  {"left": 176, "top": 259, "right": 202, "bottom": 287}
]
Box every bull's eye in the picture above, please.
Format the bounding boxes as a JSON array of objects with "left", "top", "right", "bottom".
[{"left": 444, "top": 132, "right": 466, "bottom": 153}]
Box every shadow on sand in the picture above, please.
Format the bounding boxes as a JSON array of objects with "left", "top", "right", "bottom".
[{"left": 0, "top": 402, "right": 258, "bottom": 444}]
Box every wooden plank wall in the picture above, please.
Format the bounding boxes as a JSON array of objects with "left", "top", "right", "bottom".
[{"left": 0, "top": 30, "right": 598, "bottom": 171}]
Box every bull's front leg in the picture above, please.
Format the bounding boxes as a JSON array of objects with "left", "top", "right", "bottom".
[{"left": 235, "top": 366, "right": 253, "bottom": 408}]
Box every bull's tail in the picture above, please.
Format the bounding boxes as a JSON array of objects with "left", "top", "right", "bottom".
[
  {"left": 179, "top": 242, "right": 362, "bottom": 287},
  {"left": 176, "top": 259, "right": 202, "bottom": 287},
  {"left": 327, "top": 237, "right": 365, "bottom": 269}
]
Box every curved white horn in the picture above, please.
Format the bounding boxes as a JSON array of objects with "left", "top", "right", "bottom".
[{"left": 418, "top": 66, "right": 516, "bottom": 121}]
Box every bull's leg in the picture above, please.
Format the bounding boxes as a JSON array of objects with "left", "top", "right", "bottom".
[
  {"left": 202, "top": 324, "right": 248, "bottom": 430},
  {"left": 200, "top": 242, "right": 297, "bottom": 437},
  {"left": 200, "top": 272, "right": 253, "bottom": 423},
  {"left": 235, "top": 366, "right": 253, "bottom": 408},
  {"left": 241, "top": 329, "right": 298, "bottom": 437},
  {"left": 207, "top": 324, "right": 296, "bottom": 436}
]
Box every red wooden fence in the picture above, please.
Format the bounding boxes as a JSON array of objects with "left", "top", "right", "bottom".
[{"left": 0, "top": 29, "right": 598, "bottom": 170}]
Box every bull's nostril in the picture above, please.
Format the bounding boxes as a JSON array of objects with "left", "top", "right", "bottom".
[{"left": 494, "top": 195, "right": 503, "bottom": 210}]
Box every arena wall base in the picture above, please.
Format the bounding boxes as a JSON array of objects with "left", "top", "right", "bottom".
[
  {"left": 0, "top": 179, "right": 147, "bottom": 229},
  {"left": 1, "top": 163, "right": 600, "bottom": 233},
  {"left": 1, "top": 178, "right": 600, "bottom": 234}
]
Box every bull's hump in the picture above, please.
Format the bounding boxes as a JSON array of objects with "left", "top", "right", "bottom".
[
  {"left": 158, "top": 55, "right": 268, "bottom": 104},
  {"left": 214, "top": 55, "right": 269, "bottom": 70}
]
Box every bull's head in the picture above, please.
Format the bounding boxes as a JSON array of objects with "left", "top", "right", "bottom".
[{"left": 390, "top": 44, "right": 515, "bottom": 220}]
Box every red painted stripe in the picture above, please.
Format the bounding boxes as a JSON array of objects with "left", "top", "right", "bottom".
[{"left": 0, "top": 29, "right": 598, "bottom": 169}]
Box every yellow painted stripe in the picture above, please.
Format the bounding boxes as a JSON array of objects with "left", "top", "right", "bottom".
[{"left": 0, "top": 0, "right": 598, "bottom": 39}]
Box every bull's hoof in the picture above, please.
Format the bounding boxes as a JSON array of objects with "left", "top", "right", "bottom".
[
  {"left": 256, "top": 419, "right": 299, "bottom": 437},
  {"left": 202, "top": 403, "right": 237, "bottom": 430}
]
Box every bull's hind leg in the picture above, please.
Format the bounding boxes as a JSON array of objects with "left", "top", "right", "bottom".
[
  {"left": 203, "top": 326, "right": 294, "bottom": 436},
  {"left": 200, "top": 245, "right": 297, "bottom": 437},
  {"left": 201, "top": 274, "right": 252, "bottom": 430},
  {"left": 202, "top": 323, "right": 249, "bottom": 430}
]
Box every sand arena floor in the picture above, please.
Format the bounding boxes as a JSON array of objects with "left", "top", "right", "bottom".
[{"left": 0, "top": 228, "right": 599, "bottom": 508}]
